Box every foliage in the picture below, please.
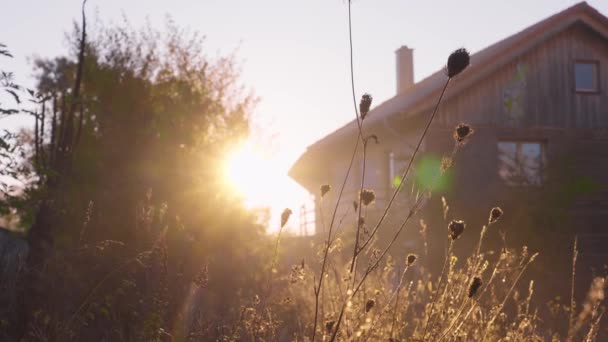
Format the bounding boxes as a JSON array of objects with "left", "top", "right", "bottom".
[
  {"left": 2, "top": 2, "right": 605, "bottom": 341},
  {"left": 6, "top": 15, "right": 272, "bottom": 341}
]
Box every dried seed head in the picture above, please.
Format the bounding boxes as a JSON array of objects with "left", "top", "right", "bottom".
[
  {"left": 281, "top": 208, "right": 292, "bottom": 228},
  {"left": 360, "top": 189, "right": 376, "bottom": 206},
  {"left": 448, "top": 219, "right": 466, "bottom": 240},
  {"left": 489, "top": 207, "right": 504, "bottom": 224},
  {"left": 468, "top": 276, "right": 483, "bottom": 297},
  {"left": 360, "top": 93, "right": 373, "bottom": 120},
  {"left": 365, "top": 299, "right": 375, "bottom": 312},
  {"left": 454, "top": 123, "right": 474, "bottom": 142},
  {"left": 365, "top": 134, "right": 379, "bottom": 145},
  {"left": 325, "top": 320, "right": 335, "bottom": 333},
  {"left": 406, "top": 253, "right": 417, "bottom": 266},
  {"left": 320, "top": 184, "right": 331, "bottom": 198},
  {"left": 447, "top": 48, "right": 470, "bottom": 78}
]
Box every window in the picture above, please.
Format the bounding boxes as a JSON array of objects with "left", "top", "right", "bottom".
[
  {"left": 574, "top": 61, "right": 599, "bottom": 92},
  {"left": 389, "top": 151, "right": 408, "bottom": 188},
  {"left": 498, "top": 141, "right": 545, "bottom": 186}
]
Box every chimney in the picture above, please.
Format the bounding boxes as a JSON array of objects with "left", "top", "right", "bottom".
[{"left": 396, "top": 46, "right": 414, "bottom": 94}]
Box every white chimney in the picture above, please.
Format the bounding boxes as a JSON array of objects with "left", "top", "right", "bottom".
[{"left": 396, "top": 46, "right": 414, "bottom": 94}]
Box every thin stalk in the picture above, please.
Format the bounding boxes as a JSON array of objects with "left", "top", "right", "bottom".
[
  {"left": 263, "top": 222, "right": 287, "bottom": 306},
  {"left": 390, "top": 278, "right": 412, "bottom": 340},
  {"left": 311, "top": 136, "right": 360, "bottom": 341},
  {"left": 329, "top": 194, "right": 424, "bottom": 342},
  {"left": 436, "top": 297, "right": 471, "bottom": 342},
  {"left": 382, "top": 265, "right": 412, "bottom": 339},
  {"left": 313, "top": 1, "right": 365, "bottom": 339},
  {"left": 422, "top": 240, "right": 454, "bottom": 340},
  {"left": 568, "top": 236, "right": 578, "bottom": 340},
  {"left": 356, "top": 78, "right": 451, "bottom": 256},
  {"left": 350, "top": 138, "right": 368, "bottom": 275},
  {"left": 481, "top": 253, "right": 539, "bottom": 341},
  {"left": 453, "top": 255, "right": 505, "bottom": 335},
  {"left": 361, "top": 265, "right": 412, "bottom": 342},
  {"left": 331, "top": 137, "right": 458, "bottom": 341}
]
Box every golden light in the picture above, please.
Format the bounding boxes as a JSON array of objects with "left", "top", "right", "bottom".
[
  {"left": 223, "top": 140, "right": 282, "bottom": 209},
  {"left": 222, "top": 139, "right": 314, "bottom": 234}
]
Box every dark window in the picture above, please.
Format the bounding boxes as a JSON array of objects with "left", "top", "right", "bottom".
[
  {"left": 575, "top": 62, "right": 599, "bottom": 92},
  {"left": 498, "top": 141, "right": 545, "bottom": 186}
]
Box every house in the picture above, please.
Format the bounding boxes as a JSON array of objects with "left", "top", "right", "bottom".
[{"left": 289, "top": 2, "right": 608, "bottom": 295}]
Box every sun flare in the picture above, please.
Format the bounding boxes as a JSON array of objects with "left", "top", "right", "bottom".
[
  {"left": 222, "top": 139, "right": 313, "bottom": 233},
  {"left": 223, "top": 140, "right": 282, "bottom": 208}
]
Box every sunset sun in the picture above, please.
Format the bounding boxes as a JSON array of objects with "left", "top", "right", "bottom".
[{"left": 223, "top": 140, "right": 284, "bottom": 209}]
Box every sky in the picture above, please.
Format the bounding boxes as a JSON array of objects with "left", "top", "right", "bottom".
[{"left": 3, "top": 0, "right": 608, "bottom": 233}]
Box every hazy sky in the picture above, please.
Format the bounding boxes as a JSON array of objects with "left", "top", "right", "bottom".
[{"left": 3, "top": 0, "right": 607, "bottom": 232}]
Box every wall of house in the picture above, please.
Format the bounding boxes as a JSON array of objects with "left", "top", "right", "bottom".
[{"left": 412, "top": 23, "right": 608, "bottom": 299}]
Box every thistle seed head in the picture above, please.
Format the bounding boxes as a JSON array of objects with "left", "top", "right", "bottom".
[
  {"left": 447, "top": 48, "right": 470, "bottom": 78},
  {"left": 358, "top": 217, "right": 365, "bottom": 226},
  {"left": 365, "top": 134, "right": 379, "bottom": 145},
  {"left": 360, "top": 189, "right": 376, "bottom": 206},
  {"left": 365, "top": 299, "right": 375, "bottom": 312},
  {"left": 320, "top": 184, "right": 331, "bottom": 198},
  {"left": 406, "top": 253, "right": 417, "bottom": 266},
  {"left": 448, "top": 219, "right": 466, "bottom": 240},
  {"left": 468, "top": 276, "right": 483, "bottom": 297},
  {"left": 454, "top": 123, "right": 474, "bottom": 142},
  {"left": 489, "top": 207, "right": 504, "bottom": 224},
  {"left": 360, "top": 93, "right": 373, "bottom": 120},
  {"left": 281, "top": 208, "right": 292, "bottom": 228}
]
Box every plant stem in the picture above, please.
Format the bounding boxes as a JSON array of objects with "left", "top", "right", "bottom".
[
  {"left": 356, "top": 78, "right": 451, "bottom": 256},
  {"left": 568, "top": 236, "right": 578, "bottom": 341},
  {"left": 422, "top": 240, "right": 454, "bottom": 340},
  {"left": 311, "top": 135, "right": 360, "bottom": 342},
  {"left": 481, "top": 253, "right": 538, "bottom": 341}
]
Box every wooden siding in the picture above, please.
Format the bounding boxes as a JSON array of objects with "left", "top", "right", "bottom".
[{"left": 432, "top": 22, "right": 608, "bottom": 128}]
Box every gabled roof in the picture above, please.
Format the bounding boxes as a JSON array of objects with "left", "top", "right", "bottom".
[{"left": 289, "top": 2, "right": 608, "bottom": 191}]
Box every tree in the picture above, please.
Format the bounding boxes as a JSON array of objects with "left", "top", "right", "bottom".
[{"left": 13, "top": 12, "right": 270, "bottom": 340}]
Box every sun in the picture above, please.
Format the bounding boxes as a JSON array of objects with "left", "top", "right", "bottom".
[
  {"left": 223, "top": 140, "right": 283, "bottom": 209},
  {"left": 222, "top": 138, "right": 314, "bottom": 233}
]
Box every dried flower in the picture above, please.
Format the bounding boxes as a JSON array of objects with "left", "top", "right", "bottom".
[
  {"left": 468, "top": 276, "right": 483, "bottom": 297},
  {"left": 365, "top": 299, "right": 375, "bottom": 312},
  {"left": 365, "top": 134, "right": 379, "bottom": 145},
  {"left": 489, "top": 207, "right": 503, "bottom": 224},
  {"left": 281, "top": 208, "right": 292, "bottom": 228},
  {"left": 320, "top": 184, "right": 331, "bottom": 197},
  {"left": 447, "top": 48, "right": 470, "bottom": 78},
  {"left": 454, "top": 123, "right": 474, "bottom": 142},
  {"left": 360, "top": 93, "right": 373, "bottom": 120},
  {"left": 360, "top": 189, "right": 376, "bottom": 206},
  {"left": 448, "top": 219, "right": 466, "bottom": 240},
  {"left": 406, "top": 254, "right": 417, "bottom": 266}
]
